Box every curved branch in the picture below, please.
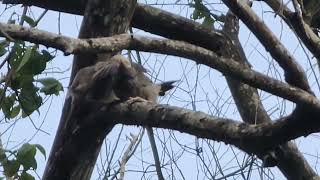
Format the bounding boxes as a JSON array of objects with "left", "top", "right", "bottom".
[
  {"left": 222, "top": 10, "right": 317, "bottom": 178},
  {"left": 90, "top": 100, "right": 320, "bottom": 156},
  {"left": 262, "top": 0, "right": 320, "bottom": 62},
  {"left": 1, "top": 0, "right": 225, "bottom": 54},
  {"left": 0, "top": 23, "right": 318, "bottom": 111},
  {"left": 221, "top": 0, "right": 311, "bottom": 92}
]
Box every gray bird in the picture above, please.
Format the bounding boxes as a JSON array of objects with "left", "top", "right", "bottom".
[
  {"left": 114, "top": 55, "right": 176, "bottom": 103},
  {"left": 69, "top": 54, "right": 175, "bottom": 179},
  {"left": 70, "top": 54, "right": 176, "bottom": 103}
]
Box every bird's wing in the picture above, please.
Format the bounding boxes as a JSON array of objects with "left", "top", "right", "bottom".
[
  {"left": 90, "top": 61, "right": 121, "bottom": 100},
  {"left": 70, "top": 66, "right": 95, "bottom": 95}
]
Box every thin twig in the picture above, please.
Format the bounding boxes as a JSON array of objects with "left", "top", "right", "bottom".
[
  {"left": 133, "top": 40, "right": 165, "bottom": 180},
  {"left": 109, "top": 129, "right": 145, "bottom": 180}
]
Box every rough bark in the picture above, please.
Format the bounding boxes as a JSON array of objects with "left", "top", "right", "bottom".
[
  {"left": 42, "top": 0, "right": 137, "bottom": 179},
  {"left": 2, "top": 0, "right": 226, "bottom": 54},
  {"left": 222, "top": 0, "right": 311, "bottom": 93},
  {"left": 222, "top": 11, "right": 318, "bottom": 179},
  {"left": 262, "top": 0, "right": 320, "bottom": 62},
  {"left": 75, "top": 99, "right": 320, "bottom": 157},
  {"left": 0, "top": 25, "right": 318, "bottom": 110},
  {"left": 2, "top": 1, "right": 319, "bottom": 179},
  {"left": 2, "top": 0, "right": 312, "bottom": 91}
]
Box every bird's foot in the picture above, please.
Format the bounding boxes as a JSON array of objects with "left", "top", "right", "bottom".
[{"left": 127, "top": 97, "right": 149, "bottom": 105}]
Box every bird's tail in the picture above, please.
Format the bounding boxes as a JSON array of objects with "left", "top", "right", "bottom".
[{"left": 158, "top": 80, "right": 178, "bottom": 96}]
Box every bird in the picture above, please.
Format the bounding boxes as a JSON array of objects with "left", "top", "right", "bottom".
[
  {"left": 69, "top": 54, "right": 175, "bottom": 179},
  {"left": 69, "top": 54, "right": 176, "bottom": 104},
  {"left": 114, "top": 59, "right": 176, "bottom": 103}
]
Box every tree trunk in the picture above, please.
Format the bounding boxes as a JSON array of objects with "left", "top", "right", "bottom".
[{"left": 42, "top": 0, "right": 137, "bottom": 179}]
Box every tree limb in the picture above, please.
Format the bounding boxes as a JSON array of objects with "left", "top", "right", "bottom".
[
  {"left": 262, "top": 0, "right": 320, "bottom": 63},
  {"left": 83, "top": 100, "right": 320, "bottom": 158},
  {"left": 41, "top": 0, "right": 137, "bottom": 179},
  {"left": 3, "top": 0, "right": 311, "bottom": 91},
  {"left": 221, "top": 0, "right": 311, "bottom": 93},
  {"left": 1, "top": 0, "right": 226, "bottom": 55},
  {"left": 0, "top": 23, "right": 318, "bottom": 111},
  {"left": 222, "top": 11, "right": 317, "bottom": 179}
]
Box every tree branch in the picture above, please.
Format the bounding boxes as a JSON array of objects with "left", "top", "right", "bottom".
[
  {"left": 0, "top": 23, "right": 318, "bottom": 111},
  {"left": 222, "top": 11, "right": 317, "bottom": 178},
  {"left": 262, "top": 0, "right": 320, "bottom": 63},
  {"left": 86, "top": 100, "right": 320, "bottom": 157},
  {"left": 221, "top": 0, "right": 311, "bottom": 92},
  {"left": 41, "top": 0, "right": 137, "bottom": 179},
  {"left": 3, "top": 0, "right": 311, "bottom": 90},
  {"left": 1, "top": 0, "right": 226, "bottom": 55}
]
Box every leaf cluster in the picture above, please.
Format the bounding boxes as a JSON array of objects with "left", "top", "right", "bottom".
[
  {"left": 189, "top": 0, "right": 215, "bottom": 27},
  {"left": 0, "top": 143, "right": 46, "bottom": 180},
  {"left": 0, "top": 41, "right": 63, "bottom": 119}
]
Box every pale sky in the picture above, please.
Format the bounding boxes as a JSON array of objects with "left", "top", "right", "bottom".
[{"left": 0, "top": 1, "right": 319, "bottom": 179}]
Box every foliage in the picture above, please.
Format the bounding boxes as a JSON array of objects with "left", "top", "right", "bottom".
[
  {"left": 0, "top": 41, "right": 63, "bottom": 119},
  {"left": 0, "top": 143, "right": 46, "bottom": 180},
  {"left": 188, "top": 0, "right": 227, "bottom": 27}
]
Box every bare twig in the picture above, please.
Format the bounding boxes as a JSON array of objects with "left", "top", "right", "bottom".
[
  {"left": 133, "top": 39, "right": 165, "bottom": 180},
  {"left": 109, "top": 129, "right": 145, "bottom": 180}
]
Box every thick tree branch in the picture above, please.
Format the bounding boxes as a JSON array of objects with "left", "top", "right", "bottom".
[
  {"left": 222, "top": 11, "right": 317, "bottom": 179},
  {"left": 41, "top": 0, "right": 137, "bottom": 179},
  {"left": 0, "top": 23, "right": 318, "bottom": 111},
  {"left": 1, "top": 0, "right": 226, "bottom": 55},
  {"left": 3, "top": 0, "right": 311, "bottom": 90},
  {"left": 222, "top": 10, "right": 279, "bottom": 167},
  {"left": 221, "top": 0, "right": 311, "bottom": 92},
  {"left": 222, "top": 11, "right": 269, "bottom": 125},
  {"left": 85, "top": 100, "right": 320, "bottom": 157},
  {"left": 262, "top": 0, "right": 320, "bottom": 62},
  {"left": 1, "top": 2, "right": 319, "bottom": 179}
]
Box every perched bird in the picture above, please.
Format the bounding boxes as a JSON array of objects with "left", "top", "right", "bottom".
[
  {"left": 69, "top": 54, "right": 175, "bottom": 179},
  {"left": 115, "top": 56, "right": 176, "bottom": 103},
  {"left": 70, "top": 54, "right": 176, "bottom": 103},
  {"left": 114, "top": 60, "right": 176, "bottom": 103}
]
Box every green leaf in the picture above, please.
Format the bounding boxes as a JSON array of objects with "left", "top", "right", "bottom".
[
  {"left": 1, "top": 94, "right": 17, "bottom": 119},
  {"left": 19, "top": 84, "right": 42, "bottom": 117},
  {"left": 22, "top": 15, "right": 37, "bottom": 27},
  {"left": 17, "top": 144, "right": 37, "bottom": 170},
  {"left": 0, "top": 148, "right": 6, "bottom": 162},
  {"left": 36, "top": 78, "right": 63, "bottom": 95},
  {"left": 35, "top": 144, "right": 46, "bottom": 160},
  {"left": 9, "top": 105, "right": 21, "bottom": 119},
  {"left": 15, "top": 46, "right": 46, "bottom": 75},
  {"left": 190, "top": 0, "right": 213, "bottom": 26},
  {"left": 9, "top": 43, "right": 25, "bottom": 70},
  {"left": 10, "top": 74, "right": 34, "bottom": 90},
  {"left": 0, "top": 40, "right": 9, "bottom": 57},
  {"left": 19, "top": 172, "right": 35, "bottom": 180},
  {"left": 41, "top": 50, "right": 54, "bottom": 62},
  {"left": 202, "top": 16, "right": 214, "bottom": 27},
  {"left": 3, "top": 159, "right": 20, "bottom": 177},
  {"left": 16, "top": 47, "right": 33, "bottom": 73},
  {"left": 10, "top": 45, "right": 48, "bottom": 76},
  {"left": 28, "top": 51, "right": 47, "bottom": 75}
]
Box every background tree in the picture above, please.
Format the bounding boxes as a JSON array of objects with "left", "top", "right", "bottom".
[{"left": 0, "top": 0, "right": 319, "bottom": 179}]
